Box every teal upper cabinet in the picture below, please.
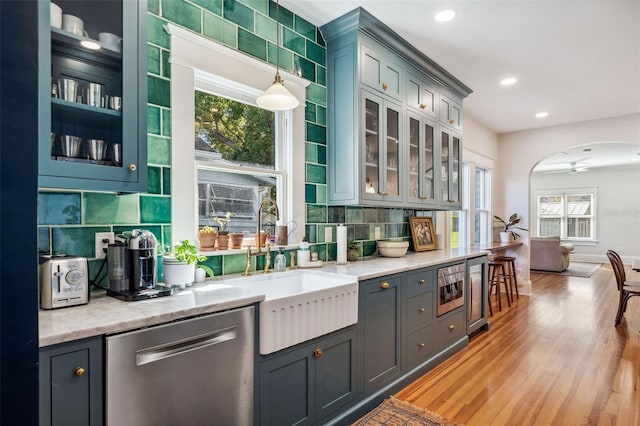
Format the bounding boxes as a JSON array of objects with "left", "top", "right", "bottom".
[
  {"left": 360, "top": 43, "right": 403, "bottom": 101},
  {"left": 38, "top": 0, "right": 147, "bottom": 192},
  {"left": 322, "top": 8, "right": 472, "bottom": 209},
  {"left": 439, "top": 92, "right": 463, "bottom": 131},
  {"left": 406, "top": 70, "right": 437, "bottom": 117}
]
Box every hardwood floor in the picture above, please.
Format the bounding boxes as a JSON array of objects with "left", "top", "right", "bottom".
[{"left": 395, "top": 264, "right": 640, "bottom": 425}]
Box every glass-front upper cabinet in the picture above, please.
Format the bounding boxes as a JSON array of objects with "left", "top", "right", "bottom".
[
  {"left": 38, "top": 0, "right": 147, "bottom": 192},
  {"left": 362, "top": 91, "right": 402, "bottom": 204},
  {"left": 440, "top": 128, "right": 462, "bottom": 208},
  {"left": 406, "top": 113, "right": 436, "bottom": 206}
]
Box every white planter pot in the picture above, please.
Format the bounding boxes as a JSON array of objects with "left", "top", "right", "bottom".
[
  {"left": 163, "top": 258, "right": 195, "bottom": 286},
  {"left": 499, "top": 232, "right": 512, "bottom": 243}
]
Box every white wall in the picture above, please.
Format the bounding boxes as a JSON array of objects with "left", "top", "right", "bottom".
[
  {"left": 498, "top": 113, "right": 640, "bottom": 293},
  {"left": 531, "top": 166, "right": 640, "bottom": 263}
]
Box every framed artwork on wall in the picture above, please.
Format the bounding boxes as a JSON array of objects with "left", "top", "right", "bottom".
[{"left": 409, "top": 216, "right": 437, "bottom": 251}]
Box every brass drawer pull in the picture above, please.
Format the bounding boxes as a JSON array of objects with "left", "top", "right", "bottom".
[
  {"left": 449, "top": 325, "right": 455, "bottom": 331},
  {"left": 419, "top": 103, "right": 426, "bottom": 110},
  {"left": 418, "top": 308, "right": 425, "bottom": 313},
  {"left": 382, "top": 83, "right": 389, "bottom": 90},
  {"left": 379, "top": 191, "right": 389, "bottom": 196},
  {"left": 313, "top": 348, "right": 323, "bottom": 358},
  {"left": 74, "top": 367, "right": 86, "bottom": 377},
  {"left": 381, "top": 282, "right": 390, "bottom": 289},
  {"left": 418, "top": 343, "right": 425, "bottom": 348},
  {"left": 449, "top": 119, "right": 455, "bottom": 124},
  {"left": 418, "top": 279, "right": 425, "bottom": 284}
]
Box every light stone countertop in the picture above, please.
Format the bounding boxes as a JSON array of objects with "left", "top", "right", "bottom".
[{"left": 39, "top": 247, "right": 489, "bottom": 347}]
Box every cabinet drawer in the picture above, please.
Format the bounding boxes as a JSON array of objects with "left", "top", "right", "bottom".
[
  {"left": 435, "top": 308, "right": 466, "bottom": 350},
  {"left": 406, "top": 325, "right": 433, "bottom": 368},
  {"left": 406, "top": 268, "right": 434, "bottom": 297},
  {"left": 406, "top": 291, "right": 434, "bottom": 332}
]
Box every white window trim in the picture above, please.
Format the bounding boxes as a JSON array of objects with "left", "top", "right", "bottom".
[
  {"left": 166, "top": 23, "right": 309, "bottom": 246},
  {"left": 534, "top": 187, "right": 597, "bottom": 243}
]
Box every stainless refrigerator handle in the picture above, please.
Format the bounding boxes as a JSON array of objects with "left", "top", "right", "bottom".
[{"left": 136, "top": 327, "right": 237, "bottom": 366}]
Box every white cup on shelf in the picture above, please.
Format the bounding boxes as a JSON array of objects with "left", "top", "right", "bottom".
[
  {"left": 50, "top": 3, "right": 62, "bottom": 29},
  {"left": 62, "top": 14, "right": 84, "bottom": 36},
  {"left": 99, "top": 32, "right": 122, "bottom": 52}
]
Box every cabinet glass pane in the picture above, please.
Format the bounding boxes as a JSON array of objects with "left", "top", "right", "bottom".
[
  {"left": 385, "top": 107, "right": 399, "bottom": 196},
  {"left": 441, "top": 132, "right": 449, "bottom": 201},
  {"left": 423, "top": 123, "right": 434, "bottom": 200},
  {"left": 408, "top": 118, "right": 419, "bottom": 198},
  {"left": 365, "top": 99, "right": 379, "bottom": 195},
  {"left": 50, "top": 1, "right": 124, "bottom": 169},
  {"left": 451, "top": 135, "right": 460, "bottom": 202}
]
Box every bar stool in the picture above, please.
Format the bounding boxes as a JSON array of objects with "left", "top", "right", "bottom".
[
  {"left": 488, "top": 260, "right": 511, "bottom": 313},
  {"left": 494, "top": 256, "right": 518, "bottom": 301}
]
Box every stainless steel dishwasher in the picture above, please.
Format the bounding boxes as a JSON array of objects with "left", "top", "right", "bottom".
[{"left": 106, "top": 306, "right": 254, "bottom": 426}]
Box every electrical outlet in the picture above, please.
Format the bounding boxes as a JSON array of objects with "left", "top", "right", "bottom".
[
  {"left": 95, "top": 232, "right": 115, "bottom": 259},
  {"left": 374, "top": 227, "right": 381, "bottom": 240}
]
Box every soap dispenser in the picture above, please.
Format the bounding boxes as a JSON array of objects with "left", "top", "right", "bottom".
[
  {"left": 298, "top": 237, "right": 310, "bottom": 267},
  {"left": 275, "top": 247, "right": 286, "bottom": 272}
]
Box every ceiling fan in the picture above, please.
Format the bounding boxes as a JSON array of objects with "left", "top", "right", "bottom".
[{"left": 544, "top": 161, "right": 590, "bottom": 174}]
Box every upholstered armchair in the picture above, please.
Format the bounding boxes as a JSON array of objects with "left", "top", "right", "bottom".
[{"left": 530, "top": 237, "right": 574, "bottom": 272}]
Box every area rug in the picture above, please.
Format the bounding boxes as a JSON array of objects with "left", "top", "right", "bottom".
[
  {"left": 352, "top": 397, "right": 464, "bottom": 426},
  {"left": 531, "top": 262, "right": 602, "bottom": 278}
]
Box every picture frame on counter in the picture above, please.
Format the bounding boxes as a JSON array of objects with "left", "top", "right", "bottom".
[{"left": 409, "top": 217, "right": 437, "bottom": 251}]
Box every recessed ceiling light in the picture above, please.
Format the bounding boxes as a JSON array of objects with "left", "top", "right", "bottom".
[
  {"left": 434, "top": 10, "right": 457, "bottom": 22},
  {"left": 500, "top": 77, "right": 517, "bottom": 86},
  {"left": 535, "top": 112, "right": 549, "bottom": 118},
  {"left": 80, "top": 39, "right": 101, "bottom": 50}
]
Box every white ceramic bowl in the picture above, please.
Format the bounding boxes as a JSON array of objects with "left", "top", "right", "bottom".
[{"left": 377, "top": 240, "right": 409, "bottom": 257}]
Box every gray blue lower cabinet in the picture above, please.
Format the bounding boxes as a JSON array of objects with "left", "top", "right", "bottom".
[
  {"left": 39, "top": 336, "right": 104, "bottom": 426},
  {"left": 359, "top": 275, "right": 403, "bottom": 394},
  {"left": 258, "top": 327, "right": 357, "bottom": 425}
]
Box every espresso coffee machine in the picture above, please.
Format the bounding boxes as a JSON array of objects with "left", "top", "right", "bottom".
[{"left": 107, "top": 229, "right": 171, "bottom": 301}]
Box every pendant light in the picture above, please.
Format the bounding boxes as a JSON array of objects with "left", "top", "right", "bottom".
[{"left": 256, "top": 0, "right": 299, "bottom": 111}]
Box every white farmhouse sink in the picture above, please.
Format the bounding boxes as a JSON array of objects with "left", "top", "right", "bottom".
[{"left": 223, "top": 270, "right": 358, "bottom": 354}]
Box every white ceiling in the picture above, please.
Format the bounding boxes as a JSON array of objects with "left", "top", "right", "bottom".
[
  {"left": 280, "top": 0, "right": 640, "bottom": 135},
  {"left": 532, "top": 141, "right": 640, "bottom": 173}
]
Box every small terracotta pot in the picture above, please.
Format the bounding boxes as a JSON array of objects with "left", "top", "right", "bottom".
[
  {"left": 217, "top": 233, "right": 230, "bottom": 250},
  {"left": 230, "top": 233, "right": 243, "bottom": 249},
  {"left": 198, "top": 232, "right": 217, "bottom": 251},
  {"left": 254, "top": 232, "right": 267, "bottom": 248}
]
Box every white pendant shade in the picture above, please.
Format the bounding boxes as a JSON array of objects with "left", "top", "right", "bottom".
[{"left": 256, "top": 76, "right": 299, "bottom": 111}]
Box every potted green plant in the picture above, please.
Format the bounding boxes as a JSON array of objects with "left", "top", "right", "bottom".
[
  {"left": 163, "top": 240, "right": 214, "bottom": 286},
  {"left": 347, "top": 240, "right": 360, "bottom": 262},
  {"left": 211, "top": 212, "right": 235, "bottom": 250},
  {"left": 494, "top": 213, "right": 528, "bottom": 242}
]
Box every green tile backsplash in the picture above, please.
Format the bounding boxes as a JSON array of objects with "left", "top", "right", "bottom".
[
  {"left": 38, "top": 192, "right": 81, "bottom": 225},
  {"left": 223, "top": 0, "right": 255, "bottom": 31},
  {"left": 38, "top": 0, "right": 417, "bottom": 281},
  {"left": 161, "top": 0, "right": 202, "bottom": 33}
]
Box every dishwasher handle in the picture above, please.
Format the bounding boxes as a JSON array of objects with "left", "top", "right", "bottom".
[{"left": 136, "top": 326, "right": 237, "bottom": 366}]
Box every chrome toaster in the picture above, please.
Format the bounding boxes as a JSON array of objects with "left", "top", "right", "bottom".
[{"left": 40, "top": 255, "right": 89, "bottom": 309}]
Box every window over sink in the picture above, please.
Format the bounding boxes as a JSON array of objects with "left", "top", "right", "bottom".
[{"left": 167, "top": 24, "right": 308, "bottom": 248}]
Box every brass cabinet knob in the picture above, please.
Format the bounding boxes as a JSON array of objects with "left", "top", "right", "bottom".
[
  {"left": 419, "top": 103, "right": 426, "bottom": 110},
  {"left": 418, "top": 343, "right": 425, "bottom": 348},
  {"left": 313, "top": 348, "right": 323, "bottom": 358},
  {"left": 449, "top": 119, "right": 455, "bottom": 124},
  {"left": 419, "top": 196, "right": 427, "bottom": 200},
  {"left": 128, "top": 164, "right": 137, "bottom": 171},
  {"left": 418, "top": 308, "right": 425, "bottom": 313},
  {"left": 449, "top": 325, "right": 455, "bottom": 331},
  {"left": 74, "top": 367, "right": 86, "bottom": 377},
  {"left": 418, "top": 279, "right": 425, "bottom": 284},
  {"left": 381, "top": 282, "right": 390, "bottom": 289},
  {"left": 380, "top": 191, "right": 389, "bottom": 196},
  {"left": 382, "top": 83, "right": 389, "bottom": 90}
]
